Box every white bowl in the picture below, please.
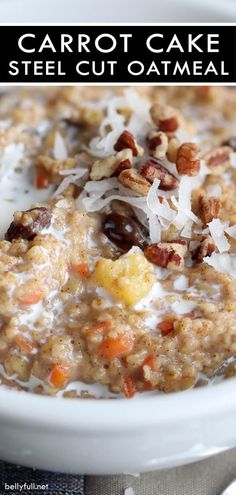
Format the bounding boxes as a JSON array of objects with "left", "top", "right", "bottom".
[
  {"left": 1, "top": 0, "right": 236, "bottom": 476},
  {"left": 0, "top": 378, "right": 236, "bottom": 474},
  {"left": 0, "top": 0, "right": 235, "bottom": 22}
]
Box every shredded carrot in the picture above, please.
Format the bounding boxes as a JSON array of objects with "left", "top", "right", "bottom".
[
  {"left": 71, "top": 263, "right": 91, "bottom": 278},
  {"left": 36, "top": 172, "right": 50, "bottom": 189},
  {"left": 196, "top": 86, "right": 210, "bottom": 94},
  {"left": 158, "top": 196, "right": 164, "bottom": 204},
  {"left": 14, "top": 334, "right": 35, "bottom": 354},
  {"left": 87, "top": 320, "right": 112, "bottom": 336},
  {"left": 49, "top": 365, "right": 70, "bottom": 388},
  {"left": 142, "top": 355, "right": 157, "bottom": 371},
  {"left": 19, "top": 290, "right": 44, "bottom": 306},
  {"left": 123, "top": 375, "right": 136, "bottom": 398},
  {"left": 143, "top": 382, "right": 155, "bottom": 391},
  {"left": 157, "top": 319, "right": 174, "bottom": 336},
  {"left": 99, "top": 333, "right": 134, "bottom": 360}
]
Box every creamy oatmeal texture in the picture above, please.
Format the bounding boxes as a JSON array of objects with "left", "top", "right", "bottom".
[{"left": 1, "top": 86, "right": 236, "bottom": 398}]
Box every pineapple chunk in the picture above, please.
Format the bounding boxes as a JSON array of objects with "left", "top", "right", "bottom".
[{"left": 93, "top": 251, "right": 155, "bottom": 305}]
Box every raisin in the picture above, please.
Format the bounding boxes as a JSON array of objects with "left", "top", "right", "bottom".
[
  {"left": 222, "top": 137, "right": 236, "bottom": 151},
  {"left": 5, "top": 207, "right": 52, "bottom": 242},
  {"left": 103, "top": 213, "right": 148, "bottom": 251}
]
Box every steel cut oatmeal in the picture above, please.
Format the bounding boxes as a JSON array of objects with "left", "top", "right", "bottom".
[{"left": 1, "top": 86, "right": 236, "bottom": 398}]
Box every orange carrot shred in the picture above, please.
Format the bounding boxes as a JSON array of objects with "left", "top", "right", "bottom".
[
  {"left": 99, "top": 333, "right": 134, "bottom": 360},
  {"left": 36, "top": 172, "right": 50, "bottom": 189},
  {"left": 123, "top": 375, "right": 136, "bottom": 398},
  {"left": 87, "top": 320, "right": 112, "bottom": 336},
  {"left": 142, "top": 355, "right": 157, "bottom": 371},
  {"left": 19, "top": 291, "right": 44, "bottom": 306},
  {"left": 49, "top": 365, "right": 70, "bottom": 388},
  {"left": 71, "top": 263, "right": 91, "bottom": 278}
]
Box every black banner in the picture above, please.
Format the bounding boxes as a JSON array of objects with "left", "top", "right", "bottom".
[{"left": 1, "top": 25, "right": 236, "bottom": 83}]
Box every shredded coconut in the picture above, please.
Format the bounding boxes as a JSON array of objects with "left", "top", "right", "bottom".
[
  {"left": 204, "top": 252, "right": 236, "bottom": 278},
  {"left": 87, "top": 89, "right": 151, "bottom": 158},
  {"left": 54, "top": 132, "right": 68, "bottom": 161},
  {"left": 208, "top": 219, "right": 230, "bottom": 253},
  {"left": 53, "top": 168, "right": 88, "bottom": 197}
]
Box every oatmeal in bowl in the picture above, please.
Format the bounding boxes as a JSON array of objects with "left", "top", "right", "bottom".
[{"left": 1, "top": 85, "right": 236, "bottom": 399}]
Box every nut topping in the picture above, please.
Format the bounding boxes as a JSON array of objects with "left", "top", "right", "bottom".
[
  {"left": 141, "top": 159, "right": 179, "bottom": 191},
  {"left": 103, "top": 213, "right": 148, "bottom": 251},
  {"left": 114, "top": 130, "right": 144, "bottom": 157},
  {"left": 36, "top": 156, "right": 76, "bottom": 176},
  {"left": 146, "top": 131, "right": 168, "bottom": 160},
  {"left": 176, "top": 142, "right": 200, "bottom": 176},
  {"left": 203, "top": 146, "right": 231, "bottom": 175},
  {"left": 198, "top": 195, "right": 222, "bottom": 225},
  {"left": 192, "top": 235, "right": 216, "bottom": 263},
  {"left": 144, "top": 240, "right": 187, "bottom": 271},
  {"left": 150, "top": 104, "right": 180, "bottom": 132},
  {"left": 118, "top": 169, "right": 151, "bottom": 196},
  {"left": 167, "top": 135, "right": 180, "bottom": 163},
  {"left": 90, "top": 149, "right": 133, "bottom": 181},
  {"left": 5, "top": 207, "right": 52, "bottom": 242}
]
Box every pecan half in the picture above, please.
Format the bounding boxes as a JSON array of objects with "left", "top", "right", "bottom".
[
  {"left": 198, "top": 195, "right": 222, "bottom": 225},
  {"left": 118, "top": 169, "right": 151, "bottom": 196},
  {"left": 90, "top": 149, "right": 132, "bottom": 180},
  {"left": 140, "top": 159, "right": 178, "bottom": 191},
  {"left": 176, "top": 142, "right": 200, "bottom": 176},
  {"left": 203, "top": 146, "right": 231, "bottom": 175},
  {"left": 192, "top": 235, "right": 216, "bottom": 263},
  {"left": 114, "top": 130, "right": 143, "bottom": 157},
  {"left": 146, "top": 131, "right": 168, "bottom": 160},
  {"left": 150, "top": 104, "right": 180, "bottom": 132},
  {"left": 144, "top": 240, "right": 187, "bottom": 271},
  {"left": 103, "top": 213, "right": 148, "bottom": 251},
  {"left": 5, "top": 207, "right": 52, "bottom": 242}
]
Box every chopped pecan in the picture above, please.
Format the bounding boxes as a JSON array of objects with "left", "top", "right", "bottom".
[
  {"left": 144, "top": 240, "right": 187, "bottom": 271},
  {"left": 5, "top": 207, "right": 52, "bottom": 242},
  {"left": 36, "top": 156, "right": 76, "bottom": 175},
  {"left": 150, "top": 104, "right": 180, "bottom": 132},
  {"left": 103, "top": 213, "right": 148, "bottom": 251},
  {"left": 118, "top": 169, "right": 151, "bottom": 196},
  {"left": 140, "top": 159, "right": 178, "bottom": 191},
  {"left": 192, "top": 235, "right": 216, "bottom": 263},
  {"left": 176, "top": 142, "right": 200, "bottom": 176},
  {"left": 198, "top": 195, "right": 222, "bottom": 225},
  {"left": 90, "top": 149, "right": 132, "bottom": 180},
  {"left": 203, "top": 146, "right": 231, "bottom": 175},
  {"left": 114, "top": 130, "right": 143, "bottom": 157},
  {"left": 167, "top": 135, "right": 180, "bottom": 163},
  {"left": 146, "top": 131, "right": 168, "bottom": 160},
  {"left": 113, "top": 159, "right": 132, "bottom": 177}
]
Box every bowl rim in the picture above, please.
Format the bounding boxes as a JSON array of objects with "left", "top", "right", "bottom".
[
  {"left": 0, "top": 0, "right": 236, "bottom": 21},
  {"left": 0, "top": 376, "right": 235, "bottom": 430}
]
